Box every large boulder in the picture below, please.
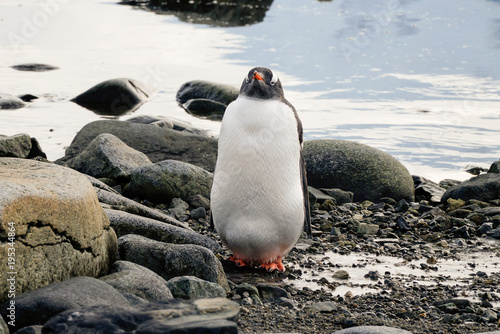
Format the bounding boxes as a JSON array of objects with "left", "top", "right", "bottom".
[
  {"left": 57, "top": 120, "right": 218, "bottom": 171},
  {"left": 0, "top": 133, "right": 31, "bottom": 158},
  {"left": 0, "top": 158, "right": 117, "bottom": 303},
  {"left": 43, "top": 298, "right": 239, "bottom": 334},
  {"left": 441, "top": 173, "right": 500, "bottom": 203},
  {"left": 118, "top": 234, "right": 230, "bottom": 292},
  {"left": 176, "top": 80, "right": 238, "bottom": 105},
  {"left": 303, "top": 139, "right": 414, "bottom": 202},
  {"left": 71, "top": 78, "right": 150, "bottom": 115},
  {"left": 0, "top": 276, "right": 130, "bottom": 330},
  {"left": 123, "top": 159, "right": 213, "bottom": 204},
  {"left": 67, "top": 133, "right": 152, "bottom": 181},
  {"left": 0, "top": 93, "right": 25, "bottom": 109},
  {"left": 165, "top": 276, "right": 227, "bottom": 300},
  {"left": 105, "top": 209, "right": 220, "bottom": 252}
]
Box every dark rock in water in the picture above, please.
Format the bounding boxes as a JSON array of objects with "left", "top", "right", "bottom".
[
  {"left": 0, "top": 133, "right": 31, "bottom": 157},
  {"left": 124, "top": 0, "right": 273, "bottom": 27},
  {"left": 441, "top": 173, "right": 500, "bottom": 203},
  {"left": 488, "top": 160, "right": 500, "bottom": 173},
  {"left": 183, "top": 98, "right": 226, "bottom": 119},
  {"left": 177, "top": 80, "right": 238, "bottom": 105},
  {"left": 118, "top": 234, "right": 230, "bottom": 291},
  {"left": 123, "top": 159, "right": 213, "bottom": 204},
  {"left": 67, "top": 133, "right": 152, "bottom": 181},
  {"left": 413, "top": 175, "right": 445, "bottom": 203},
  {"left": 165, "top": 276, "right": 227, "bottom": 299},
  {"left": 57, "top": 120, "right": 218, "bottom": 171},
  {"left": 105, "top": 209, "right": 220, "bottom": 252},
  {"left": 18, "top": 93, "right": 39, "bottom": 102},
  {"left": 100, "top": 261, "right": 173, "bottom": 303},
  {"left": 0, "top": 276, "right": 130, "bottom": 330},
  {"left": 26, "top": 137, "right": 47, "bottom": 159},
  {"left": 42, "top": 298, "right": 239, "bottom": 334},
  {"left": 11, "top": 63, "right": 59, "bottom": 72},
  {"left": 303, "top": 139, "right": 414, "bottom": 203},
  {"left": 0, "top": 93, "right": 26, "bottom": 109},
  {"left": 71, "top": 78, "right": 150, "bottom": 115},
  {"left": 320, "top": 188, "right": 354, "bottom": 204},
  {"left": 332, "top": 325, "right": 413, "bottom": 333}
]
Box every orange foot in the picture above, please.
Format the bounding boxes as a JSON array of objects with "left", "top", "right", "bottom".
[
  {"left": 260, "top": 257, "right": 285, "bottom": 272},
  {"left": 228, "top": 256, "right": 249, "bottom": 268}
]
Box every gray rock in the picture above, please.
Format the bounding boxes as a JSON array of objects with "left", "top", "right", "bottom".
[
  {"left": 189, "top": 194, "right": 211, "bottom": 210},
  {"left": 176, "top": 80, "right": 238, "bottom": 105},
  {"left": 413, "top": 175, "right": 445, "bottom": 203},
  {"left": 85, "top": 174, "right": 120, "bottom": 193},
  {"left": 0, "top": 158, "right": 117, "bottom": 304},
  {"left": 11, "top": 63, "right": 58, "bottom": 72},
  {"left": 0, "top": 93, "right": 25, "bottom": 109},
  {"left": 332, "top": 326, "right": 413, "bottom": 334},
  {"left": 305, "top": 301, "right": 338, "bottom": 313},
  {"left": 256, "top": 284, "right": 291, "bottom": 301},
  {"left": 0, "top": 277, "right": 130, "bottom": 330},
  {"left": 183, "top": 98, "right": 226, "bottom": 119},
  {"left": 105, "top": 209, "right": 219, "bottom": 252},
  {"left": 441, "top": 173, "right": 500, "bottom": 203},
  {"left": 165, "top": 276, "right": 226, "bottom": 299},
  {"left": 124, "top": 159, "right": 213, "bottom": 204},
  {"left": 190, "top": 206, "right": 207, "bottom": 219},
  {"left": 57, "top": 120, "right": 218, "bottom": 171},
  {"left": 303, "top": 139, "right": 415, "bottom": 203},
  {"left": 0, "top": 133, "right": 31, "bottom": 158},
  {"left": 477, "top": 222, "right": 493, "bottom": 235},
  {"left": 26, "top": 137, "right": 47, "bottom": 159},
  {"left": 11, "top": 325, "right": 42, "bottom": 334},
  {"left": 100, "top": 261, "right": 173, "bottom": 303},
  {"left": 128, "top": 115, "right": 214, "bottom": 137},
  {"left": 487, "top": 228, "right": 500, "bottom": 239},
  {"left": 118, "top": 234, "right": 229, "bottom": 291},
  {"left": 357, "top": 223, "right": 379, "bottom": 235},
  {"left": 42, "top": 298, "right": 239, "bottom": 334},
  {"left": 308, "top": 186, "right": 334, "bottom": 206},
  {"left": 97, "top": 187, "right": 190, "bottom": 229},
  {"left": 71, "top": 78, "right": 150, "bottom": 114},
  {"left": 67, "top": 133, "right": 152, "bottom": 180},
  {"left": 320, "top": 188, "right": 354, "bottom": 204},
  {"left": 488, "top": 160, "right": 500, "bottom": 173}
]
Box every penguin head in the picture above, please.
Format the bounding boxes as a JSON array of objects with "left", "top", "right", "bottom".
[{"left": 239, "top": 67, "right": 284, "bottom": 100}]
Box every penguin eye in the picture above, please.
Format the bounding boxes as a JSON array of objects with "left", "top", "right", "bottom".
[{"left": 270, "top": 73, "right": 278, "bottom": 86}]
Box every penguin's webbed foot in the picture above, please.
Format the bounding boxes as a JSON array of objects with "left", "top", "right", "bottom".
[
  {"left": 260, "top": 258, "right": 285, "bottom": 272},
  {"left": 229, "top": 256, "right": 249, "bottom": 268}
]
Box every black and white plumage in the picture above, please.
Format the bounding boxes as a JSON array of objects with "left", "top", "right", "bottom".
[{"left": 210, "top": 67, "right": 311, "bottom": 272}]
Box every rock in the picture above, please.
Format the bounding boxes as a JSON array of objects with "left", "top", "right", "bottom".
[
  {"left": 100, "top": 261, "right": 173, "bottom": 303},
  {"left": 176, "top": 80, "right": 238, "bottom": 105},
  {"left": 357, "top": 223, "right": 379, "bottom": 235},
  {"left": 333, "top": 270, "right": 350, "bottom": 280},
  {"left": 123, "top": 160, "right": 213, "bottom": 204},
  {"left": 332, "top": 326, "right": 413, "bottom": 334},
  {"left": 105, "top": 209, "right": 220, "bottom": 252},
  {"left": 308, "top": 186, "right": 334, "bottom": 206},
  {"left": 487, "top": 228, "right": 500, "bottom": 239},
  {"left": 0, "top": 158, "right": 117, "bottom": 303},
  {"left": 165, "top": 276, "right": 227, "bottom": 299},
  {"left": 488, "top": 160, "right": 500, "bottom": 173},
  {"left": 0, "top": 316, "right": 7, "bottom": 334},
  {"left": 256, "top": 284, "right": 291, "bottom": 301},
  {"left": 441, "top": 173, "right": 500, "bottom": 203},
  {"left": 413, "top": 176, "right": 445, "bottom": 203},
  {"left": 0, "top": 133, "right": 31, "bottom": 157},
  {"left": 57, "top": 120, "right": 218, "bottom": 171},
  {"left": 13, "top": 325, "right": 43, "bottom": 333},
  {"left": 305, "top": 301, "right": 338, "bottom": 313},
  {"left": 42, "top": 298, "right": 239, "bottom": 334},
  {"left": 118, "top": 234, "right": 229, "bottom": 291},
  {"left": 190, "top": 206, "right": 207, "bottom": 219},
  {"left": 183, "top": 98, "right": 227, "bottom": 119},
  {"left": 128, "top": 115, "right": 214, "bottom": 138},
  {"left": 303, "top": 139, "right": 414, "bottom": 202},
  {"left": 188, "top": 194, "right": 211, "bottom": 210},
  {"left": 11, "top": 63, "right": 59, "bottom": 72},
  {"left": 0, "top": 93, "right": 26, "bottom": 109},
  {"left": 26, "top": 137, "right": 47, "bottom": 159},
  {"left": 71, "top": 78, "right": 150, "bottom": 114},
  {"left": 477, "top": 222, "right": 493, "bottom": 235},
  {"left": 321, "top": 188, "right": 354, "bottom": 204},
  {"left": 18, "top": 94, "right": 39, "bottom": 102},
  {"left": 96, "top": 187, "right": 190, "bottom": 229},
  {"left": 0, "top": 276, "right": 130, "bottom": 330},
  {"left": 67, "top": 133, "right": 152, "bottom": 180}
]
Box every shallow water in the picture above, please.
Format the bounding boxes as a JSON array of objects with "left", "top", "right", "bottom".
[{"left": 1, "top": 0, "right": 499, "bottom": 181}]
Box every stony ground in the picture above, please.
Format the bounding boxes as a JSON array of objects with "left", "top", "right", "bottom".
[{"left": 183, "top": 189, "right": 500, "bottom": 334}]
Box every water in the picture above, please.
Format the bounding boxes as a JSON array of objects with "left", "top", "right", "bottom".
[{"left": 1, "top": 0, "right": 499, "bottom": 182}]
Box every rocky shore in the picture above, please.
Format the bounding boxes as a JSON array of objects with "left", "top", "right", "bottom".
[{"left": 1, "top": 78, "right": 499, "bottom": 334}]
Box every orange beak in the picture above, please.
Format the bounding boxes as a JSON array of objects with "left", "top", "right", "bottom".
[{"left": 253, "top": 71, "right": 264, "bottom": 81}]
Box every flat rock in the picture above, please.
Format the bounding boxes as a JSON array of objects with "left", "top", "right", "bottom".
[
  {"left": 71, "top": 78, "right": 150, "bottom": 115},
  {"left": 414, "top": 175, "right": 445, "bottom": 203},
  {"left": 0, "top": 158, "right": 117, "bottom": 304},
  {"left": 118, "top": 234, "right": 230, "bottom": 291},
  {"left": 303, "top": 139, "right": 414, "bottom": 203},
  {"left": 441, "top": 173, "right": 500, "bottom": 203},
  {"left": 165, "top": 276, "right": 227, "bottom": 299},
  {"left": 332, "top": 326, "right": 413, "bottom": 334},
  {"left": 105, "top": 209, "right": 220, "bottom": 252},
  {"left": 42, "top": 298, "right": 239, "bottom": 334},
  {"left": 100, "top": 261, "right": 173, "bottom": 303},
  {"left": 11, "top": 63, "right": 59, "bottom": 72},
  {"left": 67, "top": 133, "right": 152, "bottom": 180},
  {"left": 0, "top": 133, "right": 31, "bottom": 157},
  {"left": 123, "top": 159, "right": 213, "bottom": 204},
  {"left": 57, "top": 120, "right": 218, "bottom": 171},
  {"left": 0, "top": 93, "right": 26, "bottom": 109},
  {"left": 176, "top": 80, "right": 238, "bottom": 105},
  {"left": 0, "top": 276, "right": 130, "bottom": 330}
]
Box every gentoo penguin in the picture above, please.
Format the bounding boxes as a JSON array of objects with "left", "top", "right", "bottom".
[{"left": 211, "top": 67, "right": 311, "bottom": 272}]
